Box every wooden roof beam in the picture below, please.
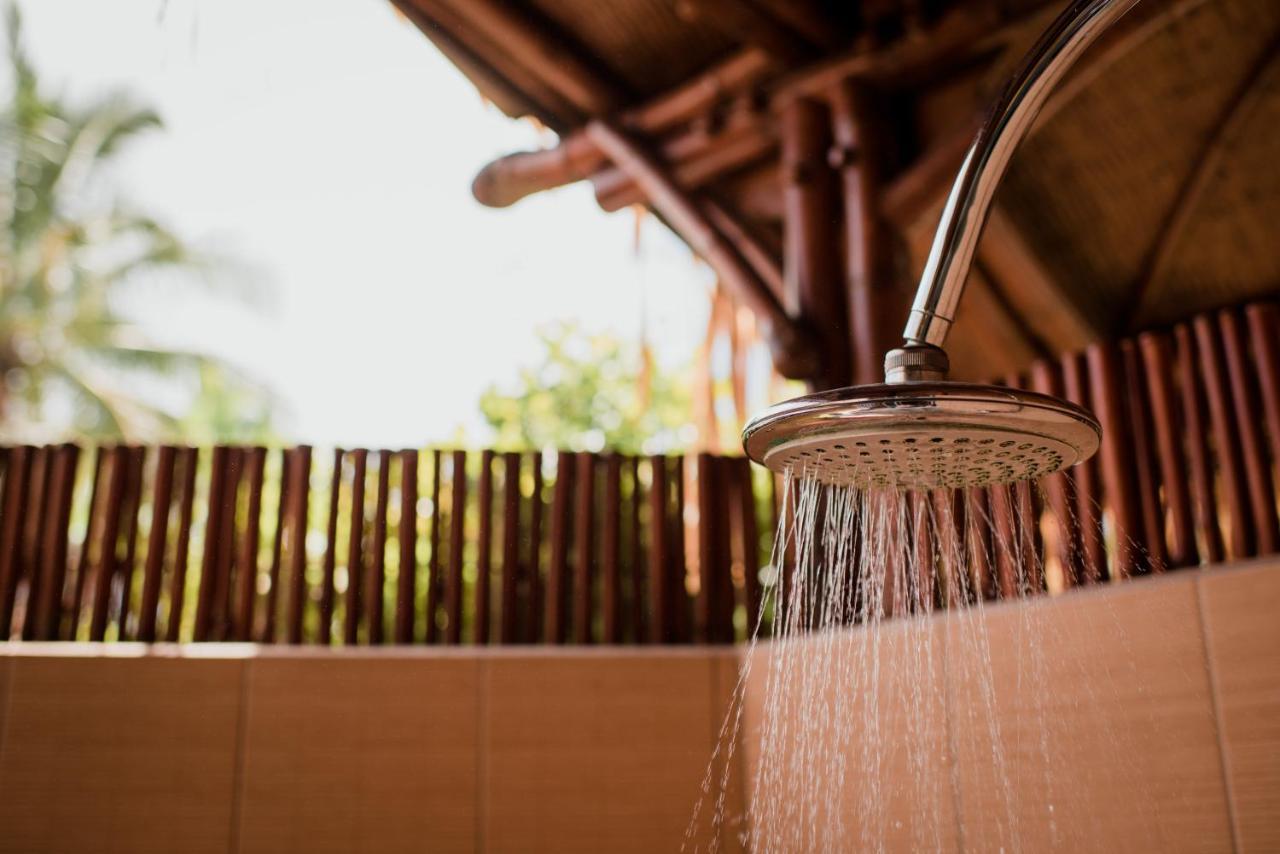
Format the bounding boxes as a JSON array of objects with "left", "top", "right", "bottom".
[
  {"left": 410, "top": 0, "right": 627, "bottom": 118},
  {"left": 585, "top": 120, "right": 819, "bottom": 380},
  {"left": 471, "top": 1, "right": 1050, "bottom": 210},
  {"left": 472, "top": 49, "right": 775, "bottom": 208}
]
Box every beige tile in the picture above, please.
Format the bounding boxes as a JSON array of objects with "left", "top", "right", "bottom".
[
  {"left": 483, "top": 652, "right": 719, "bottom": 853},
  {"left": 742, "top": 620, "right": 958, "bottom": 853},
  {"left": 238, "top": 656, "right": 478, "bottom": 854},
  {"left": 948, "top": 575, "right": 1232, "bottom": 852},
  {"left": 0, "top": 655, "right": 242, "bottom": 854},
  {"left": 1201, "top": 561, "right": 1280, "bottom": 853}
]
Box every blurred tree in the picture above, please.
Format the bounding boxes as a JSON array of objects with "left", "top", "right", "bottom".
[
  {"left": 480, "top": 322, "right": 693, "bottom": 454},
  {"left": 0, "top": 4, "right": 270, "bottom": 440}
]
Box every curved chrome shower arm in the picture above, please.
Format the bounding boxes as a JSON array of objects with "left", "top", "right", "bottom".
[{"left": 900, "top": 0, "right": 1142, "bottom": 353}]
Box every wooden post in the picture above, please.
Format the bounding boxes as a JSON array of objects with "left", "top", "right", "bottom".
[
  {"left": 830, "top": 81, "right": 904, "bottom": 385},
  {"left": 782, "top": 97, "right": 849, "bottom": 389},
  {"left": 1030, "top": 361, "right": 1081, "bottom": 585},
  {"left": 1219, "top": 309, "right": 1279, "bottom": 554},
  {"left": 1120, "top": 340, "right": 1166, "bottom": 573},
  {"left": 31, "top": 443, "right": 79, "bottom": 640},
  {"left": 526, "top": 451, "right": 544, "bottom": 643},
  {"left": 1061, "top": 353, "right": 1107, "bottom": 582}
]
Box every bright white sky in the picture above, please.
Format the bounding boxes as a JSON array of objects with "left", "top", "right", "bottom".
[{"left": 19, "top": 0, "right": 714, "bottom": 446}]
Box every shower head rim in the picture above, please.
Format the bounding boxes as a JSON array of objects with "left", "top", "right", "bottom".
[{"left": 742, "top": 381, "right": 1101, "bottom": 488}]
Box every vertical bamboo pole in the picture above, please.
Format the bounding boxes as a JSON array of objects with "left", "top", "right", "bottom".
[
  {"left": 317, "top": 449, "right": 342, "bottom": 644},
  {"left": 474, "top": 449, "right": 494, "bottom": 645},
  {"left": 165, "top": 448, "right": 198, "bottom": 642},
  {"left": 395, "top": 449, "right": 419, "bottom": 644},
  {"left": 1138, "top": 331, "right": 1198, "bottom": 568},
  {"left": 445, "top": 450, "right": 467, "bottom": 645},
  {"left": 343, "top": 449, "right": 368, "bottom": 645},
  {"left": 571, "top": 452, "right": 595, "bottom": 644},
  {"left": 782, "top": 97, "right": 849, "bottom": 389}
]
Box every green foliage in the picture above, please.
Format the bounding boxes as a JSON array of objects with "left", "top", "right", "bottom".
[
  {"left": 0, "top": 3, "right": 270, "bottom": 440},
  {"left": 479, "top": 322, "right": 692, "bottom": 454}
]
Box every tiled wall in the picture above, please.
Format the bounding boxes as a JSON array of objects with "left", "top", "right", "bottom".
[
  {"left": 740, "top": 560, "right": 1280, "bottom": 853},
  {"left": 0, "top": 561, "right": 1276, "bottom": 853},
  {"left": 0, "top": 647, "right": 739, "bottom": 854}
]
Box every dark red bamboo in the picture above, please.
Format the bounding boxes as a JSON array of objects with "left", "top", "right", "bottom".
[
  {"left": 1120, "top": 340, "right": 1166, "bottom": 573},
  {"left": 445, "top": 450, "right": 467, "bottom": 645},
  {"left": 545, "top": 452, "right": 574, "bottom": 644},
  {"left": 646, "top": 455, "right": 669, "bottom": 643},
  {"left": 1060, "top": 352, "right": 1106, "bottom": 582},
  {"left": 526, "top": 451, "right": 544, "bottom": 642},
  {"left": 30, "top": 444, "right": 79, "bottom": 640},
  {"left": 1246, "top": 303, "right": 1280, "bottom": 494},
  {"left": 137, "top": 446, "right": 176, "bottom": 642},
  {"left": 1194, "top": 315, "right": 1253, "bottom": 558},
  {"left": 911, "top": 490, "right": 935, "bottom": 611},
  {"left": 316, "top": 449, "right": 341, "bottom": 644},
  {"left": 395, "top": 449, "right": 418, "bottom": 644},
  {"left": 426, "top": 449, "right": 444, "bottom": 643},
  {"left": 932, "top": 488, "right": 968, "bottom": 606},
  {"left": 499, "top": 452, "right": 521, "bottom": 644},
  {"left": 572, "top": 452, "right": 596, "bottom": 644},
  {"left": 964, "top": 487, "right": 996, "bottom": 600},
  {"left": 344, "top": 449, "right": 368, "bottom": 645},
  {"left": 474, "top": 450, "right": 495, "bottom": 645},
  {"left": 987, "top": 483, "right": 1018, "bottom": 598},
  {"left": 1030, "top": 361, "right": 1080, "bottom": 585},
  {"left": 671, "top": 457, "right": 689, "bottom": 642},
  {"left": 601, "top": 453, "right": 622, "bottom": 643},
  {"left": 1173, "top": 324, "right": 1222, "bottom": 563},
  {"left": 232, "top": 447, "right": 265, "bottom": 641},
  {"left": 284, "top": 445, "right": 312, "bottom": 644},
  {"left": 165, "top": 448, "right": 198, "bottom": 642},
  {"left": 68, "top": 446, "right": 106, "bottom": 638},
  {"left": 1219, "top": 309, "right": 1279, "bottom": 554},
  {"left": 368, "top": 450, "right": 391, "bottom": 644},
  {"left": 1087, "top": 343, "right": 1143, "bottom": 578},
  {"left": 262, "top": 448, "right": 291, "bottom": 642},
  {"left": 208, "top": 447, "right": 241, "bottom": 641},
  {"left": 194, "top": 447, "right": 228, "bottom": 641},
  {"left": 735, "top": 458, "right": 762, "bottom": 628},
  {"left": 695, "top": 454, "right": 729, "bottom": 641},
  {"left": 18, "top": 447, "right": 50, "bottom": 628},
  {"left": 0, "top": 447, "right": 32, "bottom": 638},
  {"left": 89, "top": 447, "right": 129, "bottom": 641},
  {"left": 1138, "top": 332, "right": 1198, "bottom": 568},
  {"left": 627, "top": 456, "right": 645, "bottom": 642}
]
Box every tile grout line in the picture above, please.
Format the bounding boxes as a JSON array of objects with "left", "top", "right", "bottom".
[
  {"left": 1194, "top": 575, "right": 1243, "bottom": 854},
  {"left": 228, "top": 658, "right": 251, "bottom": 854}
]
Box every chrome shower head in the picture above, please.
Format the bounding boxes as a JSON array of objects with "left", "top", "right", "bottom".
[{"left": 742, "top": 381, "right": 1100, "bottom": 489}]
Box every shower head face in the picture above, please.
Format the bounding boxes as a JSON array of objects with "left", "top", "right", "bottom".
[{"left": 742, "top": 382, "right": 1100, "bottom": 490}]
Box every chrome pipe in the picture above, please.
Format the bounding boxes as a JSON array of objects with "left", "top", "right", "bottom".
[{"left": 898, "top": 0, "right": 1142, "bottom": 355}]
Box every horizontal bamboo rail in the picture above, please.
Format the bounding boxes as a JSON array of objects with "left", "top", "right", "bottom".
[{"left": 2, "top": 301, "right": 1279, "bottom": 643}]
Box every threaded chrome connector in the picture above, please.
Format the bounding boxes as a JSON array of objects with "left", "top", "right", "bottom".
[{"left": 884, "top": 344, "right": 950, "bottom": 384}]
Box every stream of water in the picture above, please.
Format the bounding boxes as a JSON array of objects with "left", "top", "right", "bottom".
[{"left": 688, "top": 468, "right": 1169, "bottom": 853}]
